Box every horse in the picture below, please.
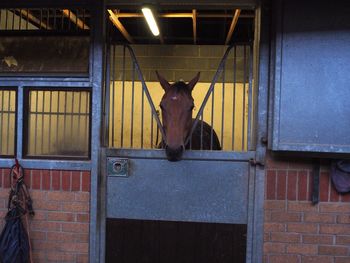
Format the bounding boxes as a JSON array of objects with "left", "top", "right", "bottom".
[{"left": 156, "top": 71, "right": 221, "bottom": 161}]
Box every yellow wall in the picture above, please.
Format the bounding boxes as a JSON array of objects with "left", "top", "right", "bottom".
[{"left": 109, "top": 81, "right": 249, "bottom": 151}]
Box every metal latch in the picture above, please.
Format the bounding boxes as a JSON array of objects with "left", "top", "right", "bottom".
[{"left": 107, "top": 158, "right": 129, "bottom": 177}]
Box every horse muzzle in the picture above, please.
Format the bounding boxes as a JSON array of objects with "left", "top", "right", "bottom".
[{"left": 165, "top": 145, "right": 185, "bottom": 162}]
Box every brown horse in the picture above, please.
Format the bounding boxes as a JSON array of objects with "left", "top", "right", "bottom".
[{"left": 156, "top": 71, "right": 221, "bottom": 161}]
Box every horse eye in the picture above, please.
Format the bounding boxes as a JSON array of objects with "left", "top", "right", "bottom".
[
  {"left": 189, "top": 105, "right": 194, "bottom": 111},
  {"left": 160, "top": 104, "right": 165, "bottom": 111}
]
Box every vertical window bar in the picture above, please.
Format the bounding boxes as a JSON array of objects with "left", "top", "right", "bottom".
[
  {"left": 221, "top": 61, "right": 226, "bottom": 149},
  {"left": 131, "top": 62, "right": 135, "bottom": 147},
  {"left": 7, "top": 91, "right": 12, "bottom": 153},
  {"left": 0, "top": 90, "right": 4, "bottom": 153},
  {"left": 77, "top": 91, "right": 82, "bottom": 150},
  {"left": 61, "top": 9, "right": 64, "bottom": 30},
  {"left": 84, "top": 92, "right": 89, "bottom": 151},
  {"left": 53, "top": 8, "right": 57, "bottom": 29},
  {"left": 120, "top": 46, "right": 126, "bottom": 148},
  {"left": 34, "top": 90, "right": 39, "bottom": 154},
  {"left": 82, "top": 9, "right": 86, "bottom": 30},
  {"left": 11, "top": 9, "right": 15, "bottom": 30},
  {"left": 19, "top": 9, "right": 22, "bottom": 30},
  {"left": 232, "top": 45, "right": 237, "bottom": 151},
  {"left": 41, "top": 90, "right": 45, "bottom": 154},
  {"left": 39, "top": 9, "right": 43, "bottom": 30},
  {"left": 210, "top": 86, "right": 215, "bottom": 150},
  {"left": 68, "top": 10, "right": 71, "bottom": 31},
  {"left": 111, "top": 45, "right": 116, "bottom": 147},
  {"left": 63, "top": 91, "right": 68, "bottom": 153},
  {"left": 242, "top": 45, "right": 247, "bottom": 151},
  {"left": 56, "top": 91, "right": 60, "bottom": 153},
  {"left": 247, "top": 45, "right": 254, "bottom": 151},
  {"left": 200, "top": 113, "right": 204, "bottom": 150},
  {"left": 75, "top": 9, "right": 79, "bottom": 30},
  {"left": 70, "top": 92, "right": 75, "bottom": 147},
  {"left": 48, "top": 91, "right": 53, "bottom": 153},
  {"left": 141, "top": 85, "right": 144, "bottom": 149},
  {"left": 26, "top": 9, "right": 29, "bottom": 30},
  {"left": 5, "top": 9, "right": 8, "bottom": 29},
  {"left": 46, "top": 9, "right": 50, "bottom": 30}
]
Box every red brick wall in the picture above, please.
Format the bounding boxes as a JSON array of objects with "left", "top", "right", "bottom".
[
  {"left": 0, "top": 168, "right": 91, "bottom": 263},
  {"left": 264, "top": 154, "right": 350, "bottom": 263}
]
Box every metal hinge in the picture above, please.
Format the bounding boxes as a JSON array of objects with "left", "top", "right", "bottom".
[{"left": 249, "top": 158, "right": 265, "bottom": 167}]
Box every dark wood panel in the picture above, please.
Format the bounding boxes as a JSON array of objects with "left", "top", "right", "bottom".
[{"left": 106, "top": 218, "right": 246, "bottom": 263}]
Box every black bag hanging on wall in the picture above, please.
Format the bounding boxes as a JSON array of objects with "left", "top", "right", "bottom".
[
  {"left": 331, "top": 160, "right": 350, "bottom": 194},
  {"left": 0, "top": 163, "right": 34, "bottom": 263},
  {"left": 0, "top": 207, "right": 30, "bottom": 263}
]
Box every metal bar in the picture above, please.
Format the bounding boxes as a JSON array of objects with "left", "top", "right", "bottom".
[
  {"left": 103, "top": 44, "right": 111, "bottom": 148},
  {"left": 41, "top": 90, "right": 45, "bottom": 154},
  {"left": 200, "top": 114, "right": 204, "bottom": 150},
  {"left": 11, "top": 8, "right": 15, "bottom": 30},
  {"left": 63, "top": 91, "right": 68, "bottom": 152},
  {"left": 46, "top": 8, "right": 49, "bottom": 30},
  {"left": 105, "top": 148, "right": 256, "bottom": 162},
  {"left": 34, "top": 90, "right": 39, "bottom": 154},
  {"left": 77, "top": 91, "right": 82, "bottom": 150},
  {"left": 108, "top": 9, "right": 134, "bottom": 44},
  {"left": 0, "top": 158, "right": 91, "bottom": 170},
  {"left": 19, "top": 8, "right": 22, "bottom": 29},
  {"left": 120, "top": 46, "right": 126, "bottom": 148},
  {"left": 0, "top": 90, "right": 4, "bottom": 154},
  {"left": 56, "top": 91, "right": 60, "bottom": 154},
  {"left": 84, "top": 92, "right": 89, "bottom": 152},
  {"left": 221, "top": 62, "right": 226, "bottom": 149},
  {"left": 186, "top": 45, "right": 234, "bottom": 146},
  {"left": 111, "top": 45, "right": 116, "bottom": 147},
  {"left": 225, "top": 9, "right": 241, "bottom": 45},
  {"left": 16, "top": 87, "right": 23, "bottom": 159},
  {"left": 232, "top": 46, "right": 237, "bottom": 151},
  {"left": 70, "top": 92, "right": 75, "bottom": 148},
  {"left": 192, "top": 9, "right": 197, "bottom": 45},
  {"left": 131, "top": 62, "right": 135, "bottom": 147},
  {"left": 62, "top": 9, "right": 90, "bottom": 30},
  {"left": 53, "top": 8, "right": 56, "bottom": 29},
  {"left": 242, "top": 45, "right": 247, "bottom": 151},
  {"left": 40, "top": 9, "right": 43, "bottom": 30},
  {"left": 247, "top": 45, "right": 253, "bottom": 150},
  {"left": 210, "top": 83, "right": 215, "bottom": 150},
  {"left": 48, "top": 91, "right": 52, "bottom": 153},
  {"left": 141, "top": 83, "right": 144, "bottom": 148},
  {"left": 124, "top": 45, "right": 166, "bottom": 141}
]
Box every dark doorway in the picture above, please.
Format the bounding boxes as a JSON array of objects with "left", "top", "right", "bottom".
[{"left": 106, "top": 218, "right": 246, "bottom": 263}]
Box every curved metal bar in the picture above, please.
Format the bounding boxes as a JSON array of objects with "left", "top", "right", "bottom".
[
  {"left": 123, "top": 45, "right": 166, "bottom": 141},
  {"left": 185, "top": 45, "right": 235, "bottom": 146}
]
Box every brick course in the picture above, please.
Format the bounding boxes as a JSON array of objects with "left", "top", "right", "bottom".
[
  {"left": 264, "top": 153, "right": 350, "bottom": 262},
  {"left": 0, "top": 168, "right": 90, "bottom": 263}
]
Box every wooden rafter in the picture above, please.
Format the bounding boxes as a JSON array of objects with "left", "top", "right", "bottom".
[
  {"left": 225, "top": 9, "right": 241, "bottom": 45},
  {"left": 192, "top": 9, "right": 197, "bottom": 45},
  {"left": 111, "top": 12, "right": 253, "bottom": 19},
  {"left": 16, "top": 9, "right": 52, "bottom": 30},
  {"left": 62, "top": 9, "right": 90, "bottom": 30},
  {"left": 108, "top": 9, "right": 135, "bottom": 44}
]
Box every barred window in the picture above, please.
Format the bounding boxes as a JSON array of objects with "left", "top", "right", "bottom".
[
  {"left": 24, "top": 89, "right": 91, "bottom": 159},
  {"left": 0, "top": 89, "right": 16, "bottom": 157}
]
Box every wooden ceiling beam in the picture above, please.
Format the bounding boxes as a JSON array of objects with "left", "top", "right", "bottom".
[
  {"left": 192, "top": 9, "right": 197, "bottom": 44},
  {"left": 108, "top": 9, "right": 135, "bottom": 44},
  {"left": 16, "top": 9, "right": 52, "bottom": 30},
  {"left": 112, "top": 12, "right": 253, "bottom": 19},
  {"left": 225, "top": 9, "right": 241, "bottom": 45},
  {"left": 62, "top": 9, "right": 90, "bottom": 30}
]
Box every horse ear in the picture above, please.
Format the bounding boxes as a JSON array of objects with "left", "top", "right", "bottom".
[
  {"left": 156, "top": 71, "right": 171, "bottom": 91},
  {"left": 187, "top": 72, "right": 200, "bottom": 91}
]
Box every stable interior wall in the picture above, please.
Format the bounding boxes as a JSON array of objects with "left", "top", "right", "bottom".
[{"left": 108, "top": 44, "right": 252, "bottom": 151}]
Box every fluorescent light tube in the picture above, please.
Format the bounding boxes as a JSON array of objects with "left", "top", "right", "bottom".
[{"left": 142, "top": 7, "right": 160, "bottom": 36}]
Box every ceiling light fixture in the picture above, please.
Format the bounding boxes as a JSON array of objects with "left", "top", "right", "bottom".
[{"left": 141, "top": 6, "right": 160, "bottom": 36}]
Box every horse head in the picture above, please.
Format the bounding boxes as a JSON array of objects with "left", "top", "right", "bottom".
[{"left": 156, "top": 71, "right": 200, "bottom": 161}]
